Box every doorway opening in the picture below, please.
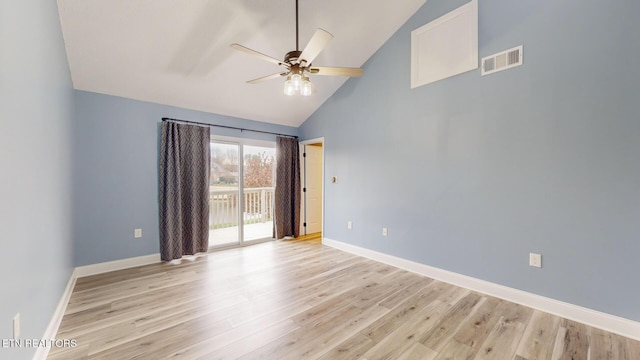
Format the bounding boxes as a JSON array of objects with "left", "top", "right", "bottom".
[{"left": 300, "top": 138, "right": 324, "bottom": 239}]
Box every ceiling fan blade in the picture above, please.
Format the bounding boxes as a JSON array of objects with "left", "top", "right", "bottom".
[
  {"left": 298, "top": 28, "right": 333, "bottom": 65},
  {"left": 309, "top": 66, "right": 363, "bottom": 77},
  {"left": 247, "top": 72, "right": 288, "bottom": 84},
  {"left": 230, "top": 43, "right": 285, "bottom": 67}
]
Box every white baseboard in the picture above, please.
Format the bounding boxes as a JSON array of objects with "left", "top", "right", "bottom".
[
  {"left": 74, "top": 253, "right": 161, "bottom": 277},
  {"left": 322, "top": 238, "right": 640, "bottom": 342},
  {"left": 34, "top": 253, "right": 162, "bottom": 360},
  {"left": 32, "top": 268, "right": 78, "bottom": 360}
]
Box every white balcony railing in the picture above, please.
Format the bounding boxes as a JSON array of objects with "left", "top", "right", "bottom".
[{"left": 209, "top": 187, "right": 274, "bottom": 230}]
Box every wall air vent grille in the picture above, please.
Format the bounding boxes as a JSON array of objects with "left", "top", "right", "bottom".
[{"left": 481, "top": 45, "right": 523, "bottom": 76}]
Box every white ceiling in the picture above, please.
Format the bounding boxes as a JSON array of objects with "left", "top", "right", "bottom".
[{"left": 57, "top": 0, "right": 426, "bottom": 127}]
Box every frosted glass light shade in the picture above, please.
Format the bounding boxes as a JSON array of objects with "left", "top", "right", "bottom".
[
  {"left": 291, "top": 74, "right": 302, "bottom": 90},
  {"left": 300, "top": 78, "right": 312, "bottom": 96},
  {"left": 283, "top": 78, "right": 296, "bottom": 96}
]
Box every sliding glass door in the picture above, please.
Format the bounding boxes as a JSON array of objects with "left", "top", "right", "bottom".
[
  {"left": 243, "top": 145, "right": 276, "bottom": 241},
  {"left": 209, "top": 141, "right": 241, "bottom": 246},
  {"left": 209, "top": 139, "right": 275, "bottom": 247}
]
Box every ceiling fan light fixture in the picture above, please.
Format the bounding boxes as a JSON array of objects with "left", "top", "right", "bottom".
[
  {"left": 284, "top": 76, "right": 296, "bottom": 96},
  {"left": 291, "top": 73, "right": 302, "bottom": 90},
  {"left": 300, "top": 76, "right": 312, "bottom": 96}
]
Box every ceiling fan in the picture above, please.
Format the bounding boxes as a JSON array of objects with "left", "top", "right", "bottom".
[{"left": 229, "top": 0, "right": 363, "bottom": 96}]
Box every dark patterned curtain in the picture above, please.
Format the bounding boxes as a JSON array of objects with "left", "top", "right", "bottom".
[
  {"left": 274, "top": 136, "right": 301, "bottom": 239},
  {"left": 159, "top": 121, "right": 210, "bottom": 260}
]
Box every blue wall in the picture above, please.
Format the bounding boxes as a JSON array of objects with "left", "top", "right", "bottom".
[
  {"left": 72, "top": 91, "right": 298, "bottom": 266},
  {"left": 300, "top": 0, "right": 640, "bottom": 321},
  {"left": 0, "top": 1, "right": 74, "bottom": 358}
]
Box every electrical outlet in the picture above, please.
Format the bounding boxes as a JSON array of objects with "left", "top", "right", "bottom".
[
  {"left": 382, "top": 227, "right": 388, "bottom": 236},
  {"left": 347, "top": 221, "right": 352, "bottom": 230},
  {"left": 13, "top": 313, "right": 20, "bottom": 339},
  {"left": 134, "top": 228, "right": 142, "bottom": 238},
  {"left": 529, "top": 253, "right": 542, "bottom": 268}
]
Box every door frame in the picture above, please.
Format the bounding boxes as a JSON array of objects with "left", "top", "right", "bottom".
[
  {"left": 299, "top": 137, "right": 325, "bottom": 238},
  {"left": 209, "top": 135, "right": 277, "bottom": 249}
]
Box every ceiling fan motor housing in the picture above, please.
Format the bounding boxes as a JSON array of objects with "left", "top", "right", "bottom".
[{"left": 285, "top": 50, "right": 303, "bottom": 65}]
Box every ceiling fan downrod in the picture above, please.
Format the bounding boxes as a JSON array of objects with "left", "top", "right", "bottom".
[{"left": 295, "top": 0, "right": 299, "bottom": 51}]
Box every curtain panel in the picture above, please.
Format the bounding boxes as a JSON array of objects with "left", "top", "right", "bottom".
[
  {"left": 274, "top": 136, "right": 301, "bottom": 239},
  {"left": 159, "top": 121, "right": 210, "bottom": 260}
]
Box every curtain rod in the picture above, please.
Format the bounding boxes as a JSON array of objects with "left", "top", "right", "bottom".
[{"left": 161, "top": 117, "right": 298, "bottom": 139}]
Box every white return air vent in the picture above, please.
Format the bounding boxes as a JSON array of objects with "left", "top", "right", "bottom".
[{"left": 481, "top": 45, "right": 523, "bottom": 76}]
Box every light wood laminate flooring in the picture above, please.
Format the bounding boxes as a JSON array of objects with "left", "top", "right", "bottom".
[{"left": 49, "top": 237, "right": 640, "bottom": 359}]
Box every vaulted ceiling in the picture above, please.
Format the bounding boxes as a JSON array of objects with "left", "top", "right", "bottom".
[{"left": 57, "top": 0, "right": 426, "bottom": 127}]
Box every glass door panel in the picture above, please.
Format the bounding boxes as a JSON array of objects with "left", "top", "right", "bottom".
[
  {"left": 242, "top": 145, "right": 276, "bottom": 241},
  {"left": 209, "top": 141, "right": 240, "bottom": 246}
]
